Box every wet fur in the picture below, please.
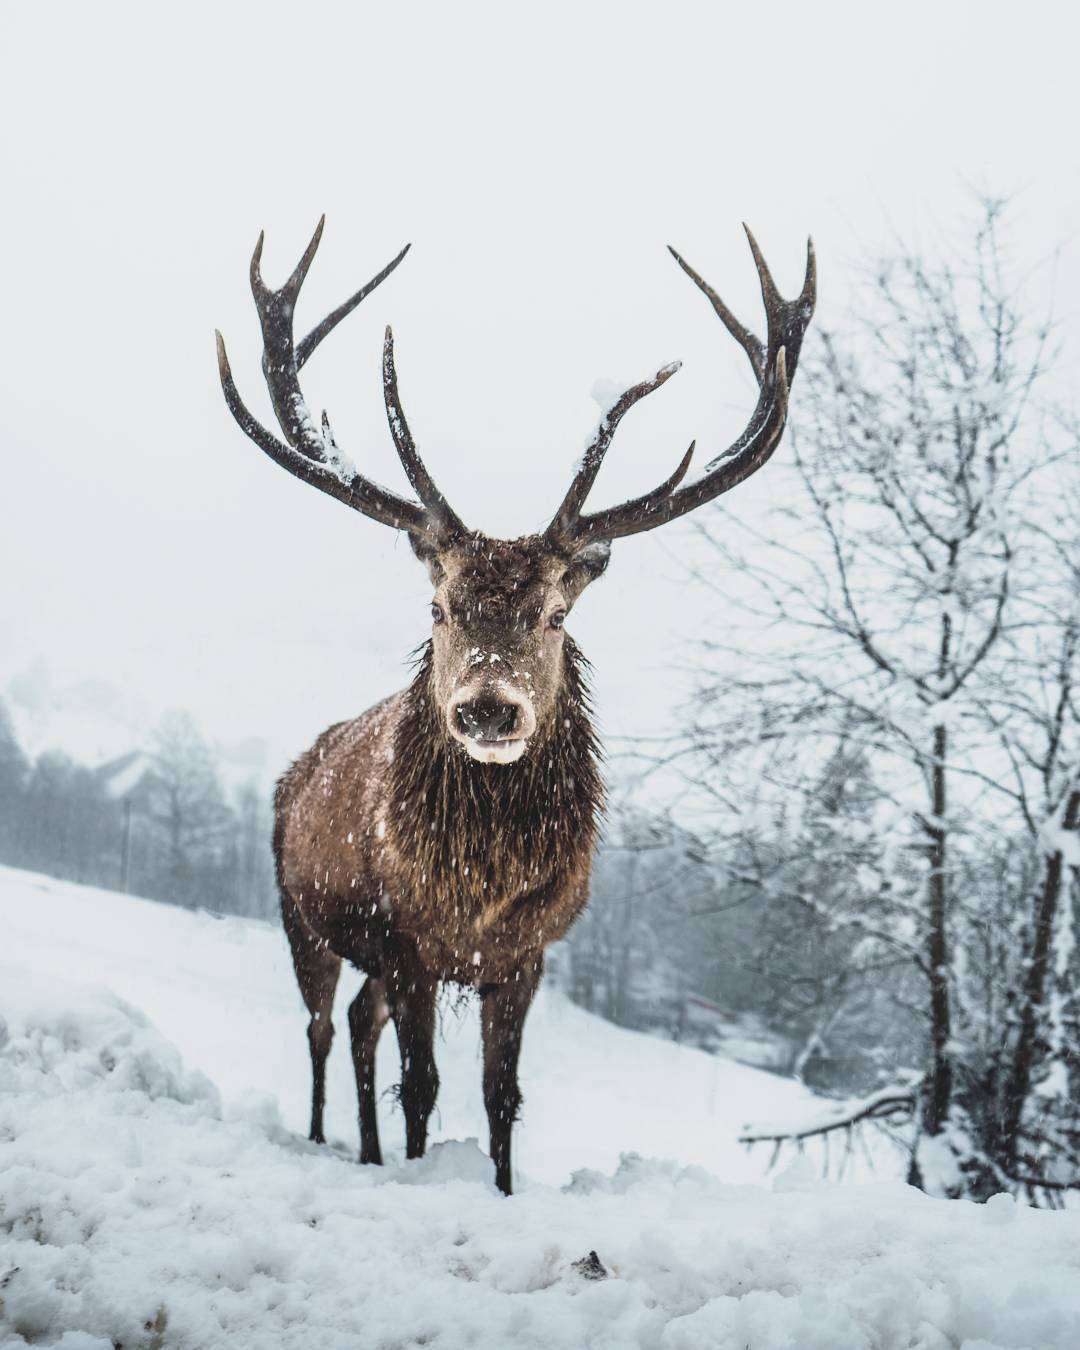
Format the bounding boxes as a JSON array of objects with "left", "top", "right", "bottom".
[
  {"left": 390, "top": 638, "right": 602, "bottom": 951},
  {"left": 272, "top": 555, "right": 605, "bottom": 1191},
  {"left": 274, "top": 637, "right": 602, "bottom": 983}
]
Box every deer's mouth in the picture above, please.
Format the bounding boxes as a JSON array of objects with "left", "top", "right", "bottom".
[{"left": 463, "top": 736, "right": 528, "bottom": 765}]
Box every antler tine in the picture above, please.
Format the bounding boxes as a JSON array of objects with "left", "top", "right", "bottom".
[
  {"left": 247, "top": 219, "right": 336, "bottom": 460},
  {"left": 383, "top": 326, "right": 467, "bottom": 536},
  {"left": 284, "top": 215, "right": 326, "bottom": 298},
  {"left": 742, "top": 224, "right": 816, "bottom": 385},
  {"left": 743, "top": 224, "right": 781, "bottom": 307},
  {"left": 216, "top": 331, "right": 429, "bottom": 533},
  {"left": 249, "top": 215, "right": 325, "bottom": 308},
  {"left": 669, "top": 228, "right": 816, "bottom": 390},
  {"left": 575, "top": 348, "right": 789, "bottom": 543},
  {"left": 217, "top": 219, "right": 461, "bottom": 543},
  {"left": 580, "top": 440, "right": 697, "bottom": 537},
  {"left": 557, "top": 229, "right": 813, "bottom": 547},
  {"left": 667, "top": 244, "right": 765, "bottom": 383},
  {"left": 297, "top": 242, "right": 412, "bottom": 370},
  {"left": 545, "top": 361, "right": 681, "bottom": 546}
]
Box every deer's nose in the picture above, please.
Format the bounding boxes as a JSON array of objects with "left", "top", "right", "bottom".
[{"left": 456, "top": 699, "right": 518, "bottom": 742}]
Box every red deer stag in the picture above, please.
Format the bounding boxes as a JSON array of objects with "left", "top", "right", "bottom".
[{"left": 216, "top": 220, "right": 814, "bottom": 1194}]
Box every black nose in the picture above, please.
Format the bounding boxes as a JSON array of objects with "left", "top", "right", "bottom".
[{"left": 457, "top": 699, "right": 518, "bottom": 742}]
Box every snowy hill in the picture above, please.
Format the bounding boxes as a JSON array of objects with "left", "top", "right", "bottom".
[
  {"left": 0, "top": 867, "right": 825, "bottom": 1183},
  {"left": 2, "top": 867, "right": 1079, "bottom": 1348}
]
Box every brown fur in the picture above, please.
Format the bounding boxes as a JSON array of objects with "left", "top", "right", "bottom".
[{"left": 274, "top": 533, "right": 608, "bottom": 1193}]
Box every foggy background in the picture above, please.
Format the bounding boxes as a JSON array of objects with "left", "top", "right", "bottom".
[{"left": 3, "top": 0, "right": 1077, "bottom": 779}]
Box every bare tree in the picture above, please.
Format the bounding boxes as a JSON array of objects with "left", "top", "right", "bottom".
[
  {"left": 232, "top": 779, "right": 277, "bottom": 919},
  {"left": 976, "top": 495, "right": 1080, "bottom": 1193},
  {"left": 678, "top": 201, "right": 1079, "bottom": 1197},
  {"left": 0, "top": 699, "right": 29, "bottom": 860},
  {"left": 712, "top": 737, "right": 924, "bottom": 1088},
  {"left": 146, "top": 711, "right": 234, "bottom": 909}
]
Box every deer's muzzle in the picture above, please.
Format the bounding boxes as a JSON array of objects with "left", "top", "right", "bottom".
[{"left": 447, "top": 682, "right": 536, "bottom": 765}]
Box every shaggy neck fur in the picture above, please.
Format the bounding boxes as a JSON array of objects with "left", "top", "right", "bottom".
[{"left": 389, "top": 637, "right": 604, "bottom": 907}]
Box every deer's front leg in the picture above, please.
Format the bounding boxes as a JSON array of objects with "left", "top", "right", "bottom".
[
  {"left": 481, "top": 957, "right": 543, "bottom": 1195},
  {"left": 349, "top": 976, "right": 390, "bottom": 1165},
  {"left": 386, "top": 959, "right": 440, "bottom": 1159}
]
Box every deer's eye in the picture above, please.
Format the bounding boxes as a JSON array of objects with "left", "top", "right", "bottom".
[
  {"left": 549, "top": 609, "right": 566, "bottom": 630},
  {"left": 431, "top": 603, "right": 444, "bottom": 624}
]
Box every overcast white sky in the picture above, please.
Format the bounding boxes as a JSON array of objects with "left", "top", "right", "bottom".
[{"left": 2, "top": 0, "right": 1078, "bottom": 778}]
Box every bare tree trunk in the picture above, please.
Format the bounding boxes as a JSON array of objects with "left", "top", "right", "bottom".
[
  {"left": 923, "top": 600, "right": 955, "bottom": 1142},
  {"left": 614, "top": 879, "right": 638, "bottom": 1026},
  {"left": 1000, "top": 788, "right": 1080, "bottom": 1167}
]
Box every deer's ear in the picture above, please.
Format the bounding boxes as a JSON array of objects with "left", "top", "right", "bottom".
[
  {"left": 408, "top": 532, "right": 446, "bottom": 584},
  {"left": 561, "top": 541, "right": 611, "bottom": 607}
]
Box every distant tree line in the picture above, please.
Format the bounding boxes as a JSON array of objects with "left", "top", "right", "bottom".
[{"left": 0, "top": 704, "right": 277, "bottom": 919}]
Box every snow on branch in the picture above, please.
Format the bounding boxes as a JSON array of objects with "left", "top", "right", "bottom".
[{"left": 1038, "top": 782, "right": 1080, "bottom": 864}]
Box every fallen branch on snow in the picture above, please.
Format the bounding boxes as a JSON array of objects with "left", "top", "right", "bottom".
[{"left": 739, "top": 1083, "right": 918, "bottom": 1149}]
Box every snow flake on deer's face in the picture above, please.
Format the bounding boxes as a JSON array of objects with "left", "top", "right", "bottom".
[{"left": 417, "top": 537, "right": 601, "bottom": 766}]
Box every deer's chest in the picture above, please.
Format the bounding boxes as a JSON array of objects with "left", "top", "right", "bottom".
[{"left": 287, "top": 829, "right": 589, "bottom": 983}]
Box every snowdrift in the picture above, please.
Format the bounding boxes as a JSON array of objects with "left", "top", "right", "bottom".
[{"left": 2, "top": 867, "right": 1079, "bottom": 1348}]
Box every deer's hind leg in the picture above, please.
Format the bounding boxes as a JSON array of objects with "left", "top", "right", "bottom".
[
  {"left": 281, "top": 891, "right": 341, "bottom": 1145},
  {"left": 349, "top": 976, "right": 390, "bottom": 1165}
]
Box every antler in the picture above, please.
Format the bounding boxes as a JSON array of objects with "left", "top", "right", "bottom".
[
  {"left": 546, "top": 227, "right": 815, "bottom": 549},
  {"left": 215, "top": 217, "right": 466, "bottom": 544}
]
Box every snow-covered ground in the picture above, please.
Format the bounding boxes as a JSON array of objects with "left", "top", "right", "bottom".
[{"left": 2, "top": 867, "right": 1079, "bottom": 1348}]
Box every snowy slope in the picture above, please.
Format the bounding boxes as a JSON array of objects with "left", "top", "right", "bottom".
[
  {"left": 2, "top": 867, "right": 1080, "bottom": 1349},
  {"left": 0, "top": 867, "right": 827, "bottom": 1184}
]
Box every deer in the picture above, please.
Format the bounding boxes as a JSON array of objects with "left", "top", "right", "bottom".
[{"left": 215, "top": 219, "right": 815, "bottom": 1194}]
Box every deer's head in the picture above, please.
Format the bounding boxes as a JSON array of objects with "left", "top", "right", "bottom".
[{"left": 216, "top": 220, "right": 815, "bottom": 764}]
